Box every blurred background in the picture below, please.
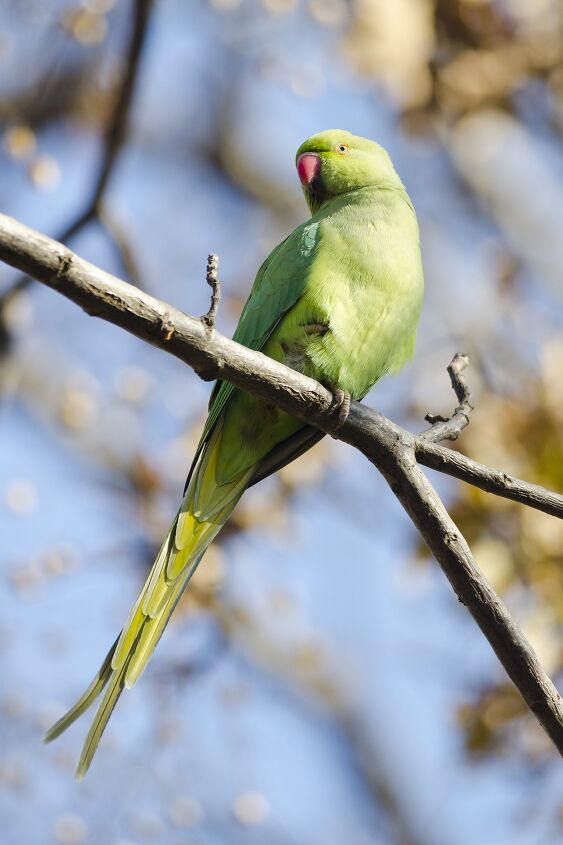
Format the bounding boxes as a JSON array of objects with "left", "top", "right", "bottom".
[{"left": 1, "top": 1, "right": 562, "bottom": 843}]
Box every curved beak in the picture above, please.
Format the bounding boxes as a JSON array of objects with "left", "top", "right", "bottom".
[{"left": 297, "top": 152, "right": 321, "bottom": 188}]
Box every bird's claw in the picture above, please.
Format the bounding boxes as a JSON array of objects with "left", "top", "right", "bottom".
[{"left": 329, "top": 387, "right": 350, "bottom": 431}]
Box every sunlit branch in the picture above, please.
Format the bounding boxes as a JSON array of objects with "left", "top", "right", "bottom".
[
  {"left": 0, "top": 211, "right": 561, "bottom": 755},
  {"left": 421, "top": 351, "right": 474, "bottom": 442},
  {"left": 414, "top": 439, "right": 563, "bottom": 520}
]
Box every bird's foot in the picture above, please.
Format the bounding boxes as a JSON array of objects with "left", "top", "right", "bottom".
[
  {"left": 303, "top": 322, "right": 329, "bottom": 336},
  {"left": 329, "top": 387, "right": 351, "bottom": 430}
]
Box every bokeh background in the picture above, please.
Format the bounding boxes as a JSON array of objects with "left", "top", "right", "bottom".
[{"left": 1, "top": 1, "right": 562, "bottom": 843}]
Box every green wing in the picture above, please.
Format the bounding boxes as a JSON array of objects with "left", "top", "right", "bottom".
[
  {"left": 185, "top": 222, "right": 315, "bottom": 490},
  {"left": 206, "top": 235, "right": 290, "bottom": 429}
]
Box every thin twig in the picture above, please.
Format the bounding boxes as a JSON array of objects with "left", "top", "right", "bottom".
[
  {"left": 414, "top": 354, "right": 563, "bottom": 518},
  {"left": 0, "top": 0, "right": 154, "bottom": 312},
  {"left": 201, "top": 253, "right": 221, "bottom": 330},
  {"left": 97, "top": 205, "right": 141, "bottom": 287},
  {"left": 0, "top": 212, "right": 561, "bottom": 754},
  {"left": 90, "top": 0, "right": 154, "bottom": 210},
  {"left": 414, "top": 439, "right": 563, "bottom": 519},
  {"left": 422, "top": 352, "right": 474, "bottom": 442}
]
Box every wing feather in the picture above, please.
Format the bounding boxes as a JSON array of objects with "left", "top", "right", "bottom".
[{"left": 185, "top": 222, "right": 314, "bottom": 492}]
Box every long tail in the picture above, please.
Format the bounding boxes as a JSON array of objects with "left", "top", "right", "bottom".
[{"left": 44, "top": 425, "right": 252, "bottom": 779}]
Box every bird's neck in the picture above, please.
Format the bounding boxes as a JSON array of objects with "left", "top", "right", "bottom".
[{"left": 308, "top": 183, "right": 411, "bottom": 219}]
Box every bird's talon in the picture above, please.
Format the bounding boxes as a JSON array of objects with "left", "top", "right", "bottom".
[{"left": 330, "top": 388, "right": 350, "bottom": 430}]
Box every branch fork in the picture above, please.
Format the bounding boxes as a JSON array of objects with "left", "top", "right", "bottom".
[{"left": 0, "top": 213, "right": 561, "bottom": 755}]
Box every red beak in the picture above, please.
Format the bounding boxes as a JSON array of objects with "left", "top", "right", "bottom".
[{"left": 297, "top": 153, "right": 320, "bottom": 187}]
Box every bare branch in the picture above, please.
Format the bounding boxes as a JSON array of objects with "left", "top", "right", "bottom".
[
  {"left": 412, "top": 355, "right": 563, "bottom": 518},
  {"left": 201, "top": 253, "right": 221, "bottom": 330},
  {"left": 0, "top": 0, "right": 154, "bottom": 311},
  {"left": 97, "top": 205, "right": 142, "bottom": 287},
  {"left": 0, "top": 211, "right": 561, "bottom": 754},
  {"left": 90, "top": 0, "right": 154, "bottom": 210},
  {"left": 373, "top": 448, "right": 563, "bottom": 754},
  {"left": 422, "top": 352, "right": 474, "bottom": 442},
  {"left": 0, "top": 209, "right": 91, "bottom": 310},
  {"left": 414, "top": 439, "right": 563, "bottom": 520}
]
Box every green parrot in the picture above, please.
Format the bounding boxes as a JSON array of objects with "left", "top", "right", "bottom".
[{"left": 44, "top": 129, "right": 424, "bottom": 778}]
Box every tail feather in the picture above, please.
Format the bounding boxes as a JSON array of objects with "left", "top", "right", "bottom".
[
  {"left": 43, "top": 636, "right": 119, "bottom": 743},
  {"left": 71, "top": 566, "right": 196, "bottom": 780},
  {"left": 140, "top": 527, "right": 175, "bottom": 616},
  {"left": 125, "top": 561, "right": 200, "bottom": 688},
  {"left": 145, "top": 543, "right": 203, "bottom": 619},
  {"left": 75, "top": 654, "right": 132, "bottom": 780},
  {"left": 44, "top": 430, "right": 252, "bottom": 778},
  {"left": 111, "top": 591, "right": 146, "bottom": 671}
]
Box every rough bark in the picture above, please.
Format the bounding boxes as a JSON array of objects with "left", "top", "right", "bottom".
[{"left": 0, "top": 211, "right": 561, "bottom": 754}]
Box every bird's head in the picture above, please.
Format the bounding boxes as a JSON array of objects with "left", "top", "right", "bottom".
[{"left": 295, "top": 129, "right": 402, "bottom": 214}]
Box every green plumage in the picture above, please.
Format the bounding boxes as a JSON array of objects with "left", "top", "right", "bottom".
[{"left": 44, "top": 129, "right": 424, "bottom": 777}]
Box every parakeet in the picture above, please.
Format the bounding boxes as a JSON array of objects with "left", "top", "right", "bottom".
[{"left": 44, "top": 129, "right": 424, "bottom": 778}]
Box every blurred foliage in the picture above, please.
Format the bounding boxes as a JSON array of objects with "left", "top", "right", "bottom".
[{"left": 344, "top": 0, "right": 563, "bottom": 124}]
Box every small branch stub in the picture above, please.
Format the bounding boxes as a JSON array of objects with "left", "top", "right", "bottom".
[
  {"left": 201, "top": 253, "right": 221, "bottom": 331},
  {"left": 447, "top": 352, "right": 472, "bottom": 407},
  {"left": 422, "top": 352, "right": 474, "bottom": 442},
  {"left": 159, "top": 315, "right": 175, "bottom": 341}
]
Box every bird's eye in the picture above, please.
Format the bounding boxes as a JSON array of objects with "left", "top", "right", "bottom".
[{"left": 336, "top": 143, "right": 350, "bottom": 155}]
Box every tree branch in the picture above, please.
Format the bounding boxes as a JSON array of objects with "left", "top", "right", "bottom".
[
  {"left": 371, "top": 446, "right": 563, "bottom": 752},
  {"left": 0, "top": 0, "right": 154, "bottom": 312},
  {"left": 90, "top": 0, "right": 154, "bottom": 209},
  {"left": 96, "top": 205, "right": 142, "bottom": 286},
  {"left": 421, "top": 351, "right": 474, "bottom": 442},
  {"left": 201, "top": 253, "right": 221, "bottom": 330},
  {"left": 0, "top": 212, "right": 561, "bottom": 754},
  {"left": 414, "top": 438, "right": 563, "bottom": 519}
]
